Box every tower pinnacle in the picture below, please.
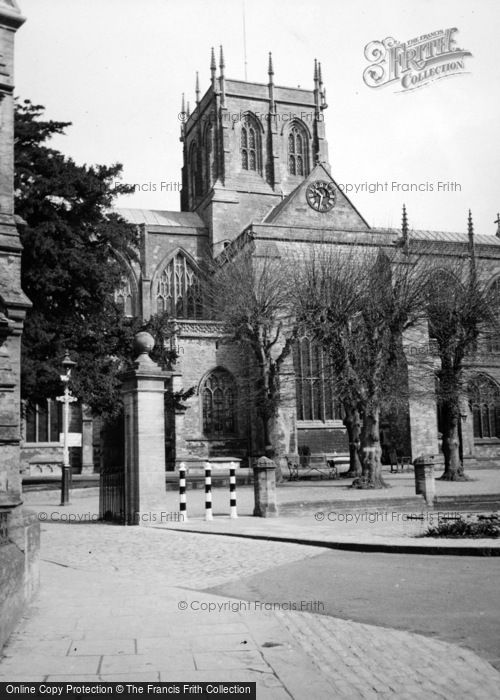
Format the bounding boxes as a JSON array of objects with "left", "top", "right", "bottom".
[
  {"left": 468, "top": 209, "right": 476, "bottom": 277},
  {"left": 210, "top": 46, "right": 217, "bottom": 88},
  {"left": 313, "top": 58, "right": 320, "bottom": 112},
  {"left": 318, "top": 61, "right": 327, "bottom": 108},
  {"left": 219, "top": 44, "right": 225, "bottom": 75},
  {"left": 402, "top": 204, "right": 409, "bottom": 254},
  {"left": 179, "top": 93, "right": 186, "bottom": 141},
  {"left": 268, "top": 51, "right": 275, "bottom": 112},
  {"left": 219, "top": 45, "right": 226, "bottom": 106}
]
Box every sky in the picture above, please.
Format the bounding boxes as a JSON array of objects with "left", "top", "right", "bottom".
[{"left": 13, "top": 0, "right": 500, "bottom": 235}]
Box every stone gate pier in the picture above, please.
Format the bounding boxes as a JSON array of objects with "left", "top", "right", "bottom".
[{"left": 121, "top": 332, "right": 170, "bottom": 525}]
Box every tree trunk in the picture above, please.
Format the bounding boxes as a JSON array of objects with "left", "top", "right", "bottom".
[
  {"left": 343, "top": 406, "right": 362, "bottom": 478},
  {"left": 259, "top": 405, "right": 280, "bottom": 478},
  {"left": 267, "top": 410, "right": 289, "bottom": 483},
  {"left": 439, "top": 402, "right": 467, "bottom": 481},
  {"left": 262, "top": 411, "right": 273, "bottom": 457},
  {"left": 353, "top": 405, "right": 388, "bottom": 488}
]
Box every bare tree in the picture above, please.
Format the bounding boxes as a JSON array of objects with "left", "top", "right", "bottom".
[
  {"left": 294, "top": 245, "right": 429, "bottom": 488},
  {"left": 293, "top": 248, "right": 365, "bottom": 477},
  {"left": 204, "top": 249, "right": 297, "bottom": 465},
  {"left": 342, "top": 401, "right": 363, "bottom": 478},
  {"left": 425, "top": 255, "right": 497, "bottom": 480},
  {"left": 204, "top": 233, "right": 496, "bottom": 485}
]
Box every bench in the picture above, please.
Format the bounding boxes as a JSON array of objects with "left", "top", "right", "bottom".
[
  {"left": 287, "top": 457, "right": 300, "bottom": 481},
  {"left": 389, "top": 452, "right": 412, "bottom": 473},
  {"left": 287, "top": 452, "right": 350, "bottom": 481},
  {"left": 305, "top": 454, "right": 338, "bottom": 480}
]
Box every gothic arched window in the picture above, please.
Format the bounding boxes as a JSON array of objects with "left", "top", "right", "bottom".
[
  {"left": 293, "top": 337, "right": 341, "bottom": 421},
  {"left": 202, "top": 368, "right": 237, "bottom": 437},
  {"left": 241, "top": 116, "right": 261, "bottom": 173},
  {"left": 287, "top": 123, "right": 309, "bottom": 176},
  {"left": 156, "top": 253, "right": 203, "bottom": 319},
  {"left": 204, "top": 124, "right": 215, "bottom": 186},
  {"left": 115, "top": 276, "right": 134, "bottom": 317},
  {"left": 486, "top": 277, "right": 500, "bottom": 353},
  {"left": 469, "top": 375, "right": 500, "bottom": 439},
  {"left": 189, "top": 142, "right": 202, "bottom": 199}
]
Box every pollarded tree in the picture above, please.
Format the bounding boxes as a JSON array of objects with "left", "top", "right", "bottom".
[
  {"left": 204, "top": 248, "right": 297, "bottom": 463},
  {"left": 425, "top": 250, "right": 498, "bottom": 480},
  {"left": 15, "top": 99, "right": 139, "bottom": 418},
  {"left": 293, "top": 247, "right": 365, "bottom": 478},
  {"left": 295, "top": 246, "right": 429, "bottom": 488}
]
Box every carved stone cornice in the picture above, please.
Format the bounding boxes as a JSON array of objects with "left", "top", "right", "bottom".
[{"left": 175, "top": 320, "right": 228, "bottom": 338}]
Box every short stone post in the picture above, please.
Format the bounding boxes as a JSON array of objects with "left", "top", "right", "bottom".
[
  {"left": 81, "top": 404, "right": 94, "bottom": 474},
  {"left": 253, "top": 456, "right": 278, "bottom": 517},
  {"left": 413, "top": 454, "right": 436, "bottom": 507},
  {"left": 121, "top": 332, "right": 168, "bottom": 525}
]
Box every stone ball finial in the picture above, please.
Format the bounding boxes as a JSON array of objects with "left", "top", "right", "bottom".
[{"left": 133, "top": 331, "right": 155, "bottom": 357}]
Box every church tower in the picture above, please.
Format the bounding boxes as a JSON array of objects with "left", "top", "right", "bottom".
[{"left": 180, "top": 49, "right": 330, "bottom": 255}]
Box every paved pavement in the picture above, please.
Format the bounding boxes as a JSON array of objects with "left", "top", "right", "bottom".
[
  {"left": 24, "top": 466, "right": 500, "bottom": 512},
  {"left": 24, "top": 466, "right": 500, "bottom": 506},
  {"left": 155, "top": 500, "right": 500, "bottom": 555},
  {"left": 1, "top": 468, "right": 499, "bottom": 697},
  {"left": 24, "top": 468, "right": 500, "bottom": 554},
  {"left": 2, "top": 519, "right": 500, "bottom": 698}
]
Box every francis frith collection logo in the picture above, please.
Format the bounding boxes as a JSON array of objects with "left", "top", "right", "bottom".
[{"left": 363, "top": 28, "right": 472, "bottom": 91}]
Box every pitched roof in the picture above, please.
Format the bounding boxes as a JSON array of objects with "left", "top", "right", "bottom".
[
  {"left": 376, "top": 228, "right": 500, "bottom": 247},
  {"left": 262, "top": 183, "right": 301, "bottom": 223},
  {"left": 114, "top": 208, "right": 206, "bottom": 228},
  {"left": 262, "top": 163, "right": 370, "bottom": 230}
]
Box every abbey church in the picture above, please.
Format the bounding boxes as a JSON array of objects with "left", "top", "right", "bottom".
[{"left": 23, "top": 48, "right": 500, "bottom": 473}]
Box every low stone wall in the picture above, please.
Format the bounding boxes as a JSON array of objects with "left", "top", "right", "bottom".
[
  {"left": 20, "top": 444, "right": 84, "bottom": 476},
  {"left": 0, "top": 508, "right": 40, "bottom": 650},
  {"left": 473, "top": 441, "right": 500, "bottom": 462}
]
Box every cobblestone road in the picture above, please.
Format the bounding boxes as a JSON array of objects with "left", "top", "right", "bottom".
[
  {"left": 1, "top": 519, "right": 500, "bottom": 698},
  {"left": 39, "top": 521, "right": 321, "bottom": 588}
]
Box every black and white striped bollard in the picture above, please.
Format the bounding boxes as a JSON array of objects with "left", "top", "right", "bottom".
[
  {"left": 229, "top": 462, "right": 238, "bottom": 519},
  {"left": 179, "top": 462, "right": 187, "bottom": 521},
  {"left": 204, "top": 461, "right": 213, "bottom": 521}
]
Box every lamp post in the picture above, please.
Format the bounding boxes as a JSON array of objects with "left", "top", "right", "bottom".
[{"left": 56, "top": 351, "right": 77, "bottom": 506}]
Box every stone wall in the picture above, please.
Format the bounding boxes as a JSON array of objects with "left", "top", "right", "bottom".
[
  {"left": 173, "top": 322, "right": 250, "bottom": 465},
  {"left": 0, "top": 509, "right": 40, "bottom": 650},
  {"left": 0, "top": 0, "right": 40, "bottom": 653}
]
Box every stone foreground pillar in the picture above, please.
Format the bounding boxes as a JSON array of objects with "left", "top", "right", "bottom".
[
  {"left": 80, "top": 403, "right": 94, "bottom": 473},
  {"left": 121, "top": 332, "right": 167, "bottom": 525},
  {"left": 253, "top": 456, "right": 278, "bottom": 517},
  {"left": 413, "top": 454, "right": 436, "bottom": 507},
  {"left": 403, "top": 324, "right": 439, "bottom": 459}
]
